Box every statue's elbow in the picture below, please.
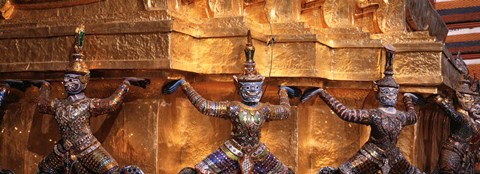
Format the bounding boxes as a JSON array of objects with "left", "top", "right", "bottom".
[{"left": 282, "top": 109, "right": 292, "bottom": 119}]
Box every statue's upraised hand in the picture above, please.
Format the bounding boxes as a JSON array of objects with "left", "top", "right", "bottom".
[
  {"left": 4, "top": 80, "right": 30, "bottom": 91},
  {"left": 162, "top": 79, "right": 186, "bottom": 94},
  {"left": 124, "top": 77, "right": 150, "bottom": 89},
  {"left": 404, "top": 93, "right": 424, "bottom": 105},
  {"left": 280, "top": 86, "right": 301, "bottom": 98},
  {"left": 301, "top": 87, "right": 323, "bottom": 103}
]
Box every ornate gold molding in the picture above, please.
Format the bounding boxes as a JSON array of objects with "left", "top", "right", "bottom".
[
  {"left": 301, "top": 0, "right": 328, "bottom": 28},
  {"left": 354, "top": 0, "right": 382, "bottom": 33},
  {"left": 405, "top": 0, "right": 448, "bottom": 42},
  {"left": 0, "top": 0, "right": 454, "bottom": 94},
  {"left": 13, "top": 0, "right": 102, "bottom": 10}
]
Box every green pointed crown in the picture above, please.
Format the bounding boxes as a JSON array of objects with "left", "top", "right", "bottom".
[{"left": 66, "top": 25, "right": 90, "bottom": 75}]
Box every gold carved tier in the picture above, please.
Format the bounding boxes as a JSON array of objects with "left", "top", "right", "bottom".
[
  {"left": 0, "top": 0, "right": 454, "bottom": 173},
  {"left": 0, "top": 0, "right": 455, "bottom": 93}
]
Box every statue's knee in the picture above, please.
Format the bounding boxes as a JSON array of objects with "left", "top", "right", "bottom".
[{"left": 179, "top": 167, "right": 197, "bottom": 174}]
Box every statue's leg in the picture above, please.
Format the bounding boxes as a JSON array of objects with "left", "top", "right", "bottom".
[
  {"left": 389, "top": 153, "right": 424, "bottom": 174},
  {"left": 179, "top": 167, "right": 198, "bottom": 174},
  {"left": 251, "top": 151, "right": 291, "bottom": 174},
  {"left": 37, "top": 150, "right": 63, "bottom": 174},
  {"left": 77, "top": 146, "right": 119, "bottom": 174},
  {"left": 192, "top": 148, "right": 240, "bottom": 174},
  {"left": 337, "top": 149, "right": 381, "bottom": 174},
  {"left": 438, "top": 146, "right": 461, "bottom": 174},
  {"left": 72, "top": 161, "right": 92, "bottom": 174}
]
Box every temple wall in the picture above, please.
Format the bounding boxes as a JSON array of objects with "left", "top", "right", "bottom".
[{"left": 0, "top": 0, "right": 457, "bottom": 173}]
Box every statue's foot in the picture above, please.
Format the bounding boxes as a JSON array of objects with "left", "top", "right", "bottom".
[
  {"left": 318, "top": 166, "right": 338, "bottom": 174},
  {"left": 119, "top": 165, "right": 144, "bottom": 174},
  {"left": 179, "top": 167, "right": 197, "bottom": 174}
]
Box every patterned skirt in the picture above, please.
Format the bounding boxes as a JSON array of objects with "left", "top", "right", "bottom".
[{"left": 195, "top": 139, "right": 289, "bottom": 174}]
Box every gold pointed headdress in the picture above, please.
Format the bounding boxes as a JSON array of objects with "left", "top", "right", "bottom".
[
  {"left": 234, "top": 30, "right": 265, "bottom": 83},
  {"left": 66, "top": 25, "right": 90, "bottom": 76},
  {"left": 375, "top": 44, "right": 399, "bottom": 88}
]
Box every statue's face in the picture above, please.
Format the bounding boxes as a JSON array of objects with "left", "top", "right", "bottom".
[
  {"left": 470, "top": 103, "right": 480, "bottom": 120},
  {"left": 64, "top": 73, "right": 86, "bottom": 95},
  {"left": 238, "top": 81, "right": 263, "bottom": 104},
  {"left": 376, "top": 87, "right": 398, "bottom": 107},
  {"left": 457, "top": 92, "right": 475, "bottom": 111}
]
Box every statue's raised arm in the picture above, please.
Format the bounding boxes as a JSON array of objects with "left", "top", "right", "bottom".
[
  {"left": 90, "top": 77, "right": 150, "bottom": 117},
  {"left": 163, "top": 79, "right": 230, "bottom": 118},
  {"left": 302, "top": 87, "right": 372, "bottom": 124},
  {"left": 265, "top": 86, "right": 300, "bottom": 121}
]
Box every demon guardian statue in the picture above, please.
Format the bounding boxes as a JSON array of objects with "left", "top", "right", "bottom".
[
  {"left": 301, "top": 45, "right": 424, "bottom": 174},
  {"left": 163, "top": 30, "right": 300, "bottom": 174},
  {"left": 34, "top": 26, "right": 149, "bottom": 174}
]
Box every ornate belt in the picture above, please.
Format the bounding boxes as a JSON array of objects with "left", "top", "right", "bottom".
[
  {"left": 71, "top": 135, "right": 97, "bottom": 151},
  {"left": 361, "top": 142, "right": 394, "bottom": 174},
  {"left": 54, "top": 139, "right": 100, "bottom": 159},
  {"left": 220, "top": 139, "right": 270, "bottom": 174}
]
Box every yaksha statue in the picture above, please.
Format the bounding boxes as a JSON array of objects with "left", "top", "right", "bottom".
[
  {"left": 301, "top": 45, "right": 424, "bottom": 174},
  {"left": 163, "top": 30, "right": 300, "bottom": 174},
  {"left": 34, "top": 25, "right": 149, "bottom": 174},
  {"left": 434, "top": 76, "right": 479, "bottom": 174}
]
